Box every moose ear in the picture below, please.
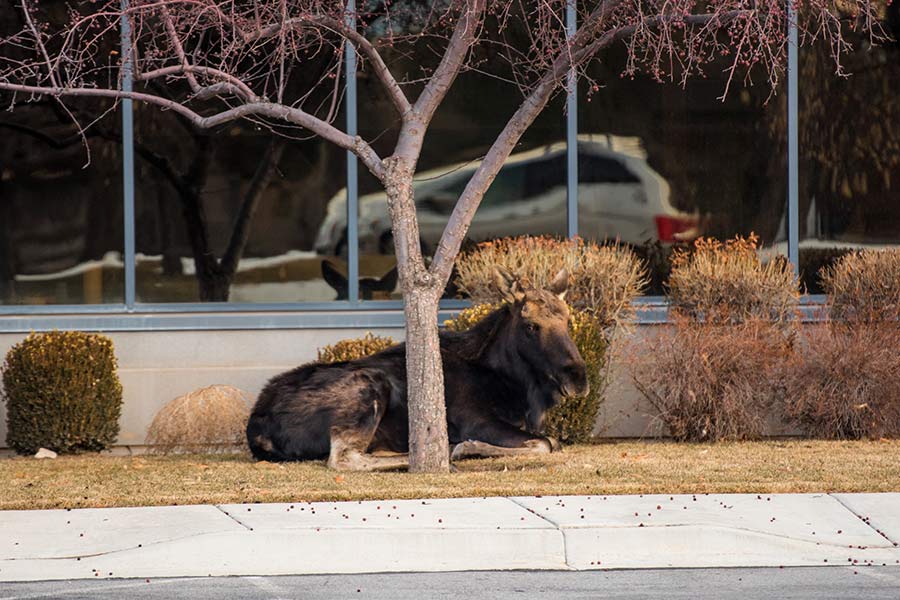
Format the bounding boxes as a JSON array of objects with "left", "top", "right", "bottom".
[
  {"left": 494, "top": 267, "right": 525, "bottom": 302},
  {"left": 548, "top": 268, "right": 569, "bottom": 300}
]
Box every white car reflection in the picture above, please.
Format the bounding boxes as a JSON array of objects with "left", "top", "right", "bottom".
[{"left": 314, "top": 136, "right": 700, "bottom": 257}]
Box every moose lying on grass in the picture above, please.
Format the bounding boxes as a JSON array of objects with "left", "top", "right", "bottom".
[{"left": 246, "top": 268, "right": 589, "bottom": 470}]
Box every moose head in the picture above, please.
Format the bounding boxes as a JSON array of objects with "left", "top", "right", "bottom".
[
  {"left": 322, "top": 259, "right": 398, "bottom": 300},
  {"left": 494, "top": 267, "right": 590, "bottom": 433}
]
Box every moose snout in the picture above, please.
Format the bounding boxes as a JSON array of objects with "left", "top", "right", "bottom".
[{"left": 560, "top": 361, "right": 589, "bottom": 397}]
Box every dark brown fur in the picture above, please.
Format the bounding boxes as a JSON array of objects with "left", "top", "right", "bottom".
[{"left": 246, "top": 270, "right": 588, "bottom": 470}]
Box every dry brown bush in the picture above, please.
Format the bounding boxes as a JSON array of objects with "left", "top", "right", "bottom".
[
  {"left": 820, "top": 249, "right": 900, "bottom": 322},
  {"left": 454, "top": 236, "right": 647, "bottom": 331},
  {"left": 668, "top": 234, "right": 799, "bottom": 325},
  {"left": 145, "top": 385, "right": 252, "bottom": 454},
  {"left": 630, "top": 317, "right": 793, "bottom": 442},
  {"left": 783, "top": 323, "right": 900, "bottom": 439}
]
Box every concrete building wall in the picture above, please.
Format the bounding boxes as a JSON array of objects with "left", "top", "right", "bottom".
[
  {"left": 0, "top": 323, "right": 790, "bottom": 450},
  {"left": 0, "top": 327, "right": 406, "bottom": 448}
]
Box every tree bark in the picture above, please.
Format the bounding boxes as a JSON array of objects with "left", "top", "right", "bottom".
[
  {"left": 404, "top": 286, "right": 449, "bottom": 472},
  {"left": 384, "top": 156, "right": 449, "bottom": 473}
]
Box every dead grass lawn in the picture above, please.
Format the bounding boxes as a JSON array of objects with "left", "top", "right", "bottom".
[{"left": 2, "top": 440, "right": 899, "bottom": 511}]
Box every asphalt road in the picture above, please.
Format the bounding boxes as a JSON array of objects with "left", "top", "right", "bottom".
[{"left": 1, "top": 567, "right": 899, "bottom": 600}]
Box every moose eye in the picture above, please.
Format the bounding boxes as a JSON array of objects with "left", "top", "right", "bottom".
[{"left": 525, "top": 322, "right": 539, "bottom": 335}]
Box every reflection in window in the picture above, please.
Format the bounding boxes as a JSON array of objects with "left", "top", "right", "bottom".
[
  {"left": 798, "top": 8, "right": 900, "bottom": 293},
  {"left": 345, "top": 38, "right": 567, "bottom": 299},
  {"left": 0, "top": 102, "right": 124, "bottom": 305},
  {"left": 578, "top": 50, "right": 787, "bottom": 295},
  {"left": 133, "top": 105, "right": 347, "bottom": 303}
]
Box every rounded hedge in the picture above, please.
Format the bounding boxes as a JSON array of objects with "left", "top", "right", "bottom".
[{"left": 2, "top": 331, "right": 123, "bottom": 455}]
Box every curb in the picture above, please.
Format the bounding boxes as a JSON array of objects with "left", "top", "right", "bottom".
[{"left": 1, "top": 494, "right": 899, "bottom": 582}]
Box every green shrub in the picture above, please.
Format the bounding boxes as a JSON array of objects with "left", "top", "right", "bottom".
[
  {"left": 2, "top": 331, "right": 123, "bottom": 455},
  {"left": 820, "top": 249, "right": 900, "bottom": 321},
  {"left": 317, "top": 333, "right": 397, "bottom": 364},
  {"left": 444, "top": 304, "right": 609, "bottom": 444}
]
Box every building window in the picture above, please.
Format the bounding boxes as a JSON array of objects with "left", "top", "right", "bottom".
[
  {"left": 131, "top": 95, "right": 347, "bottom": 304},
  {"left": 577, "top": 48, "right": 787, "bottom": 295},
  {"left": 0, "top": 102, "right": 124, "bottom": 306},
  {"left": 798, "top": 9, "right": 900, "bottom": 293},
  {"left": 353, "top": 33, "right": 568, "bottom": 301}
]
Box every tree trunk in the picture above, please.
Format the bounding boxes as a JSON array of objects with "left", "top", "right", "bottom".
[
  {"left": 196, "top": 262, "right": 233, "bottom": 302},
  {"left": 384, "top": 156, "right": 450, "bottom": 473},
  {"left": 404, "top": 285, "right": 449, "bottom": 472}
]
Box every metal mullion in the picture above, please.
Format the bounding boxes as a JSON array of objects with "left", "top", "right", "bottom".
[
  {"left": 566, "top": 0, "right": 578, "bottom": 238},
  {"left": 345, "top": 0, "right": 360, "bottom": 304},
  {"left": 787, "top": 0, "right": 799, "bottom": 273},
  {"left": 120, "top": 0, "right": 136, "bottom": 308}
]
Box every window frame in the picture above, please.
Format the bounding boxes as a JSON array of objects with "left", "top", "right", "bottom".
[{"left": 0, "top": 0, "right": 811, "bottom": 330}]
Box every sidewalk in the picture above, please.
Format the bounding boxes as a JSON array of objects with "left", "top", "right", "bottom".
[{"left": 1, "top": 493, "right": 899, "bottom": 582}]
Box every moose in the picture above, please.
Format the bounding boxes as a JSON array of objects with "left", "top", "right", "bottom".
[
  {"left": 246, "top": 268, "right": 589, "bottom": 470},
  {"left": 321, "top": 259, "right": 398, "bottom": 300}
]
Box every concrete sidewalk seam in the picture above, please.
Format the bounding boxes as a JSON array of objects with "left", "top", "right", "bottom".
[
  {"left": 828, "top": 493, "right": 899, "bottom": 547},
  {"left": 215, "top": 505, "right": 253, "bottom": 531},
  {"left": 505, "top": 497, "right": 572, "bottom": 569}
]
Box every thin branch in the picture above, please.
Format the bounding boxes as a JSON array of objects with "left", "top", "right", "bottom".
[
  {"left": 0, "top": 82, "right": 386, "bottom": 180},
  {"left": 243, "top": 14, "right": 412, "bottom": 117},
  {"left": 430, "top": 6, "right": 750, "bottom": 283},
  {"left": 413, "top": 0, "right": 487, "bottom": 123},
  {"left": 20, "top": 0, "right": 59, "bottom": 88},
  {"left": 136, "top": 64, "right": 258, "bottom": 102},
  {"left": 160, "top": 4, "right": 201, "bottom": 93}
]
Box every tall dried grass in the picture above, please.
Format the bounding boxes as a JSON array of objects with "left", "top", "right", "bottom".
[
  {"left": 781, "top": 249, "right": 900, "bottom": 439},
  {"left": 783, "top": 323, "right": 900, "bottom": 439},
  {"left": 668, "top": 234, "right": 799, "bottom": 325},
  {"left": 631, "top": 235, "right": 799, "bottom": 442},
  {"left": 145, "top": 385, "right": 251, "bottom": 454},
  {"left": 454, "top": 236, "right": 648, "bottom": 332},
  {"left": 630, "top": 318, "right": 792, "bottom": 442},
  {"left": 820, "top": 249, "right": 900, "bottom": 321}
]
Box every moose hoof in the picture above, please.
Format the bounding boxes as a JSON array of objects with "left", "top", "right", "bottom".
[
  {"left": 451, "top": 441, "right": 476, "bottom": 461},
  {"left": 523, "top": 438, "right": 554, "bottom": 453},
  {"left": 547, "top": 437, "right": 562, "bottom": 452}
]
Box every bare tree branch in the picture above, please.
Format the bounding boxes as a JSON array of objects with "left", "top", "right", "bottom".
[
  {"left": 429, "top": 5, "right": 755, "bottom": 283},
  {"left": 0, "top": 82, "right": 385, "bottom": 180},
  {"left": 160, "top": 4, "right": 201, "bottom": 93},
  {"left": 412, "top": 0, "right": 487, "bottom": 123},
  {"left": 244, "top": 14, "right": 413, "bottom": 117}
]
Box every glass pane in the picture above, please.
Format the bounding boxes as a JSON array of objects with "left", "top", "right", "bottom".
[
  {"left": 578, "top": 49, "right": 787, "bottom": 296},
  {"left": 0, "top": 101, "right": 124, "bottom": 305},
  {"left": 351, "top": 44, "right": 567, "bottom": 300},
  {"left": 798, "top": 13, "right": 900, "bottom": 293},
  {"left": 133, "top": 102, "right": 347, "bottom": 303}
]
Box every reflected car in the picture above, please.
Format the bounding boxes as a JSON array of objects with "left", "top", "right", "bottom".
[{"left": 314, "top": 137, "right": 700, "bottom": 257}]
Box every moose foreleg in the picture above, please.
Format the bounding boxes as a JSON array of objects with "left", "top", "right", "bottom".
[
  {"left": 450, "top": 438, "right": 558, "bottom": 461},
  {"left": 328, "top": 436, "right": 409, "bottom": 471}
]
